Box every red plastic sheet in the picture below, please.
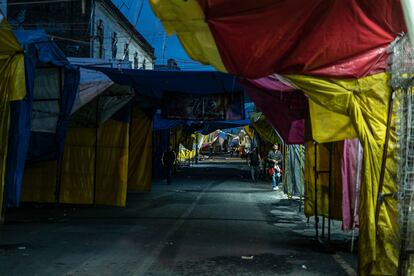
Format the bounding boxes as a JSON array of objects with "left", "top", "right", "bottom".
[
  {"left": 243, "top": 81, "right": 307, "bottom": 144},
  {"left": 199, "top": 0, "right": 406, "bottom": 78}
]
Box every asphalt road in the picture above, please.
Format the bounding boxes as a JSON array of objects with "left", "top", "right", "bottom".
[{"left": 0, "top": 158, "right": 357, "bottom": 275}]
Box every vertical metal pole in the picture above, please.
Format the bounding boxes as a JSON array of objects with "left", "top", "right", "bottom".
[
  {"left": 374, "top": 91, "right": 395, "bottom": 230},
  {"left": 351, "top": 141, "right": 361, "bottom": 253},
  {"left": 55, "top": 68, "right": 64, "bottom": 204},
  {"left": 322, "top": 216, "right": 325, "bottom": 238},
  {"left": 195, "top": 134, "right": 199, "bottom": 164},
  {"left": 285, "top": 145, "right": 289, "bottom": 197},
  {"left": 328, "top": 143, "right": 333, "bottom": 243},
  {"left": 314, "top": 141, "right": 319, "bottom": 239},
  {"left": 93, "top": 97, "right": 99, "bottom": 205},
  {"left": 299, "top": 144, "right": 303, "bottom": 213},
  {"left": 0, "top": 186, "right": 6, "bottom": 224}
]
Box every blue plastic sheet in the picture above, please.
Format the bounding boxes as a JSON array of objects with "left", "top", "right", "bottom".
[
  {"left": 283, "top": 145, "right": 305, "bottom": 197},
  {"left": 5, "top": 30, "right": 79, "bottom": 207}
]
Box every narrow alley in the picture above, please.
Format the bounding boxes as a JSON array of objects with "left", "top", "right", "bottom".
[{"left": 1, "top": 157, "right": 356, "bottom": 275}]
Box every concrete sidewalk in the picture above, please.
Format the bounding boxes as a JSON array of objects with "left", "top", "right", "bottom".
[{"left": 0, "top": 160, "right": 357, "bottom": 275}]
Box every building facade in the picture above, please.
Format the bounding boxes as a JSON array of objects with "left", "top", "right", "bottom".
[
  {"left": 0, "top": 0, "right": 6, "bottom": 17},
  {"left": 8, "top": 0, "right": 154, "bottom": 69}
]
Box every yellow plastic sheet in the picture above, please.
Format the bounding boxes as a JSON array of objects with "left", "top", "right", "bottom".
[
  {"left": 60, "top": 128, "right": 95, "bottom": 204},
  {"left": 250, "top": 113, "right": 281, "bottom": 144},
  {"left": 95, "top": 120, "right": 129, "bottom": 206},
  {"left": 177, "top": 148, "right": 196, "bottom": 162},
  {"left": 22, "top": 120, "right": 129, "bottom": 207},
  {"left": 244, "top": 126, "right": 254, "bottom": 140},
  {"left": 21, "top": 161, "right": 57, "bottom": 203},
  {"left": 128, "top": 107, "right": 152, "bottom": 192},
  {"left": 286, "top": 73, "right": 399, "bottom": 275},
  {"left": 149, "top": 0, "right": 226, "bottom": 72},
  {"left": 0, "top": 19, "right": 26, "bottom": 216},
  {"left": 304, "top": 141, "right": 342, "bottom": 220}
]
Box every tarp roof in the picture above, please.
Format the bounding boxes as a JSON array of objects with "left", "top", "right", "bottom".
[{"left": 86, "top": 67, "right": 245, "bottom": 109}]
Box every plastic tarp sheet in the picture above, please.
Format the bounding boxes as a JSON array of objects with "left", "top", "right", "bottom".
[
  {"left": 71, "top": 67, "right": 114, "bottom": 114},
  {"left": 244, "top": 82, "right": 307, "bottom": 144},
  {"left": 6, "top": 29, "right": 79, "bottom": 208},
  {"left": 128, "top": 107, "right": 152, "bottom": 192},
  {"left": 149, "top": 0, "right": 226, "bottom": 72},
  {"left": 283, "top": 145, "right": 305, "bottom": 197},
  {"left": 342, "top": 139, "right": 363, "bottom": 231},
  {"left": 249, "top": 113, "right": 281, "bottom": 145},
  {"left": 87, "top": 67, "right": 243, "bottom": 110},
  {"left": 287, "top": 72, "right": 399, "bottom": 275},
  {"left": 151, "top": 0, "right": 406, "bottom": 78},
  {"left": 0, "top": 19, "right": 26, "bottom": 215},
  {"left": 69, "top": 84, "right": 134, "bottom": 127},
  {"left": 22, "top": 119, "right": 129, "bottom": 207},
  {"left": 304, "top": 141, "right": 343, "bottom": 219},
  {"left": 178, "top": 149, "right": 196, "bottom": 162},
  {"left": 20, "top": 161, "right": 57, "bottom": 203}
]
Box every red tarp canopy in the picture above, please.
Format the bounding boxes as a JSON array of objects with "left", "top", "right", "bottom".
[
  {"left": 243, "top": 79, "right": 308, "bottom": 144},
  {"left": 199, "top": 0, "right": 406, "bottom": 78}
]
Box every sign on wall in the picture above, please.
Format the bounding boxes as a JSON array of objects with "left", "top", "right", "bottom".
[{"left": 161, "top": 92, "right": 245, "bottom": 121}]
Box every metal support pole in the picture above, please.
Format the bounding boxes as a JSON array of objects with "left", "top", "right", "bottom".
[
  {"left": 195, "top": 134, "right": 199, "bottom": 164},
  {"left": 322, "top": 216, "right": 325, "bottom": 238},
  {"left": 285, "top": 145, "right": 289, "bottom": 197},
  {"left": 55, "top": 68, "right": 65, "bottom": 204},
  {"left": 328, "top": 143, "right": 333, "bottom": 243},
  {"left": 314, "top": 141, "right": 319, "bottom": 239},
  {"left": 93, "top": 97, "right": 99, "bottom": 206},
  {"left": 299, "top": 144, "right": 303, "bottom": 213},
  {"left": 351, "top": 141, "right": 361, "bottom": 253},
  {"left": 374, "top": 91, "right": 395, "bottom": 230}
]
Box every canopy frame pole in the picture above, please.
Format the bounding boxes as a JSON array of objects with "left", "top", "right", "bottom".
[
  {"left": 286, "top": 145, "right": 290, "bottom": 198},
  {"left": 55, "top": 68, "right": 65, "bottom": 204},
  {"left": 299, "top": 144, "right": 303, "bottom": 213},
  {"left": 351, "top": 141, "right": 362, "bottom": 253},
  {"left": 314, "top": 141, "right": 319, "bottom": 239},
  {"left": 195, "top": 133, "right": 199, "bottom": 164},
  {"left": 328, "top": 143, "right": 333, "bottom": 243},
  {"left": 374, "top": 91, "right": 395, "bottom": 230},
  {"left": 93, "top": 96, "right": 100, "bottom": 206}
]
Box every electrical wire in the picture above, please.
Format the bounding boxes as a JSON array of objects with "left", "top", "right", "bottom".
[{"left": 6, "top": 0, "right": 76, "bottom": 6}]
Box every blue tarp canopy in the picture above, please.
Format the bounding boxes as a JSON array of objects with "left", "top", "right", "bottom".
[
  {"left": 85, "top": 67, "right": 246, "bottom": 110},
  {"left": 153, "top": 102, "right": 254, "bottom": 132},
  {"left": 5, "top": 29, "right": 79, "bottom": 207}
]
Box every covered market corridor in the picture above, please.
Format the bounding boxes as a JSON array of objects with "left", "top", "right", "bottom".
[
  {"left": 0, "top": 155, "right": 357, "bottom": 275},
  {"left": 1, "top": 1, "right": 414, "bottom": 275}
]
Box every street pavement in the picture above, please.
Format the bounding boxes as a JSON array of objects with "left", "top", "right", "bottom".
[{"left": 0, "top": 157, "right": 357, "bottom": 275}]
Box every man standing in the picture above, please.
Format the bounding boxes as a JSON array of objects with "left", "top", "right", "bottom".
[
  {"left": 268, "top": 144, "right": 283, "bottom": 190},
  {"left": 162, "top": 144, "right": 176, "bottom": 185},
  {"left": 249, "top": 147, "right": 261, "bottom": 182}
]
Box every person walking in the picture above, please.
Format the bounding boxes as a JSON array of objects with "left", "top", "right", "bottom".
[
  {"left": 162, "top": 144, "right": 176, "bottom": 185},
  {"left": 249, "top": 147, "right": 261, "bottom": 182},
  {"left": 267, "top": 144, "right": 283, "bottom": 190}
]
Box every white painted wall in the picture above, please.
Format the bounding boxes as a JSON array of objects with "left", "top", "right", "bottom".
[
  {"left": 0, "top": 0, "right": 7, "bottom": 17},
  {"left": 93, "top": 1, "right": 153, "bottom": 70}
]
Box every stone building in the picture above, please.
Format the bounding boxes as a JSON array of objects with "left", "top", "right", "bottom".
[{"left": 8, "top": 0, "right": 154, "bottom": 69}]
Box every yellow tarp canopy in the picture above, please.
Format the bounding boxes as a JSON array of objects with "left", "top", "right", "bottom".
[
  {"left": 249, "top": 112, "right": 281, "bottom": 145},
  {"left": 0, "top": 19, "right": 26, "bottom": 217},
  {"left": 22, "top": 119, "right": 130, "bottom": 207},
  {"left": 304, "top": 141, "right": 342, "bottom": 220},
  {"left": 285, "top": 72, "right": 399, "bottom": 275},
  {"left": 149, "top": 0, "right": 226, "bottom": 72},
  {"left": 128, "top": 107, "right": 152, "bottom": 192}
]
